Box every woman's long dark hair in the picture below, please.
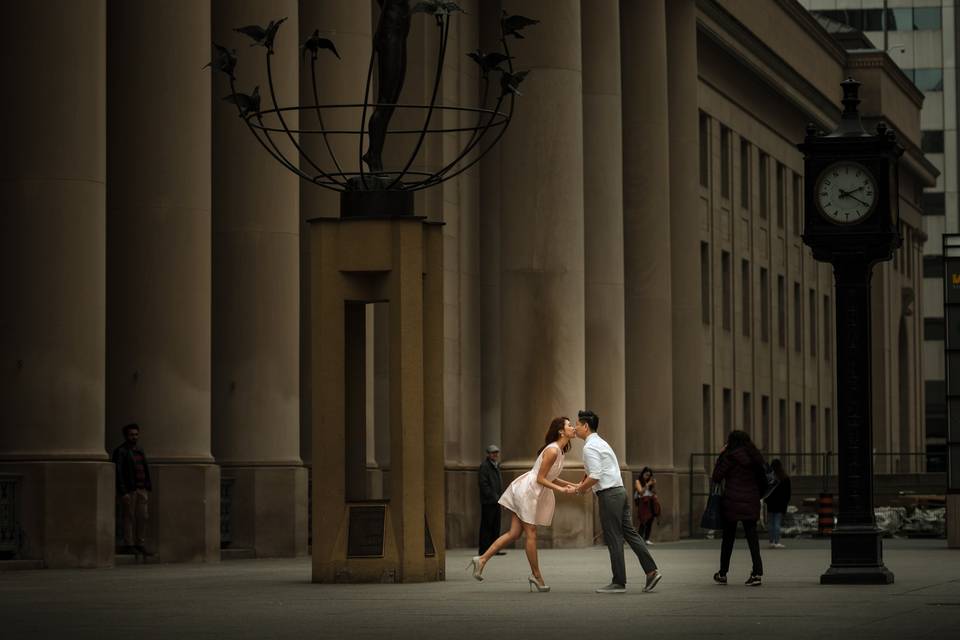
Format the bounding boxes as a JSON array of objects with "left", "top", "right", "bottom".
[
  {"left": 537, "top": 416, "right": 572, "bottom": 455},
  {"left": 725, "top": 430, "right": 761, "bottom": 461},
  {"left": 771, "top": 458, "right": 789, "bottom": 481},
  {"left": 639, "top": 466, "right": 654, "bottom": 484}
]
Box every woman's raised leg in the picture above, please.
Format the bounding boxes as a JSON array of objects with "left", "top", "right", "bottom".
[{"left": 478, "top": 512, "right": 522, "bottom": 571}]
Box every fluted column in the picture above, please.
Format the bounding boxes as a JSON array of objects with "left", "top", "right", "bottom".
[
  {"left": 499, "top": 0, "right": 588, "bottom": 546},
  {"left": 212, "top": 0, "right": 305, "bottom": 558},
  {"left": 299, "top": 0, "right": 374, "bottom": 470},
  {"left": 666, "top": 0, "right": 703, "bottom": 538},
  {"left": 622, "top": 0, "right": 675, "bottom": 540},
  {"left": 107, "top": 0, "right": 218, "bottom": 562},
  {"left": 582, "top": 0, "right": 626, "bottom": 460},
  {"left": 0, "top": 0, "right": 113, "bottom": 568}
]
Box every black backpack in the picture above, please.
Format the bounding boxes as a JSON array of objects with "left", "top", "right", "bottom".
[{"left": 755, "top": 460, "right": 779, "bottom": 501}]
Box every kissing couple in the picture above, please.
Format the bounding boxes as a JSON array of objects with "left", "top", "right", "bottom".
[{"left": 467, "top": 410, "right": 662, "bottom": 593}]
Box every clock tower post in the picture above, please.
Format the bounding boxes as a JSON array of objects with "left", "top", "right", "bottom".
[{"left": 798, "top": 78, "right": 901, "bottom": 585}]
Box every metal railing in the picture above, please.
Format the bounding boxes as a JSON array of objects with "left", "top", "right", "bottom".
[
  {"left": 688, "top": 452, "right": 939, "bottom": 537},
  {"left": 220, "top": 478, "right": 235, "bottom": 549}
]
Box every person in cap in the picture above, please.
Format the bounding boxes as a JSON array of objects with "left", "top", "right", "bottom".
[{"left": 478, "top": 444, "right": 505, "bottom": 556}]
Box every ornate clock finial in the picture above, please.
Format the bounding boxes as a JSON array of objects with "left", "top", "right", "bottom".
[{"left": 833, "top": 77, "right": 868, "bottom": 137}]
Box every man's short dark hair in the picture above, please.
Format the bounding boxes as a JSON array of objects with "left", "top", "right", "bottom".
[
  {"left": 122, "top": 423, "right": 140, "bottom": 435},
  {"left": 577, "top": 409, "right": 599, "bottom": 432}
]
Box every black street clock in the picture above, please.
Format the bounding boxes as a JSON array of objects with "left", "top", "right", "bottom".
[{"left": 797, "top": 78, "right": 901, "bottom": 585}]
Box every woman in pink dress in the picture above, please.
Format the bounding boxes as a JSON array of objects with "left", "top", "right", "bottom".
[{"left": 467, "top": 416, "right": 577, "bottom": 592}]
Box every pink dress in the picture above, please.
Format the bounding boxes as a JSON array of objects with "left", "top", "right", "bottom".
[{"left": 498, "top": 442, "right": 565, "bottom": 526}]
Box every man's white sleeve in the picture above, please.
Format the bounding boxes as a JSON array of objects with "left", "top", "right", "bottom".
[{"left": 582, "top": 445, "right": 602, "bottom": 480}]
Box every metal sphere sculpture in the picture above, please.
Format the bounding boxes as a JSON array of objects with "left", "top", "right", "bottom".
[{"left": 205, "top": 2, "right": 538, "bottom": 209}]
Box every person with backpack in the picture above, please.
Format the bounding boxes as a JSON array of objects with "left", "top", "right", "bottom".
[
  {"left": 765, "top": 459, "right": 792, "bottom": 549},
  {"left": 710, "top": 430, "right": 766, "bottom": 586}
]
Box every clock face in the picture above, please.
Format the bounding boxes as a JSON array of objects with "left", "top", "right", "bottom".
[{"left": 814, "top": 161, "right": 878, "bottom": 225}]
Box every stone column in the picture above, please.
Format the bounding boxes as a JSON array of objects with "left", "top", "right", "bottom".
[
  {"left": 211, "top": 0, "right": 305, "bottom": 558},
  {"left": 0, "top": 0, "right": 113, "bottom": 569},
  {"left": 107, "top": 0, "right": 218, "bottom": 562},
  {"left": 299, "top": 0, "right": 374, "bottom": 472},
  {"left": 666, "top": 0, "right": 704, "bottom": 538},
  {"left": 621, "top": 0, "right": 675, "bottom": 537},
  {"left": 499, "top": 0, "right": 589, "bottom": 546},
  {"left": 582, "top": 0, "right": 626, "bottom": 460}
]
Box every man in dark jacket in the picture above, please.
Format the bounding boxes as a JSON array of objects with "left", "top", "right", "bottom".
[
  {"left": 112, "top": 423, "right": 153, "bottom": 556},
  {"left": 478, "top": 444, "right": 505, "bottom": 556}
]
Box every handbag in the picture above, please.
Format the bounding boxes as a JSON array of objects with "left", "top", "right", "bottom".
[{"left": 700, "top": 481, "right": 724, "bottom": 530}]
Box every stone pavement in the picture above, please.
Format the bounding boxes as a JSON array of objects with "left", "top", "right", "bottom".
[{"left": 1, "top": 539, "right": 958, "bottom": 640}]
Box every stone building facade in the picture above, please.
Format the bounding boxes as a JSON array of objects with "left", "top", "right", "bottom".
[{"left": 0, "top": 0, "right": 934, "bottom": 567}]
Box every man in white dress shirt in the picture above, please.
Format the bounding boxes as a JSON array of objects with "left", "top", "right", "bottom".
[{"left": 574, "top": 409, "right": 662, "bottom": 594}]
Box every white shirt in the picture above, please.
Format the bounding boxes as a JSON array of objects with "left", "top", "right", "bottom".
[{"left": 582, "top": 433, "right": 623, "bottom": 492}]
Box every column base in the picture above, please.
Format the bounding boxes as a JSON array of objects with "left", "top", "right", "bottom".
[
  {"left": 821, "top": 526, "right": 894, "bottom": 584},
  {"left": 0, "top": 461, "right": 114, "bottom": 568},
  {"left": 220, "top": 465, "right": 308, "bottom": 558},
  {"left": 820, "top": 566, "right": 895, "bottom": 584},
  {"left": 150, "top": 463, "right": 220, "bottom": 562}
]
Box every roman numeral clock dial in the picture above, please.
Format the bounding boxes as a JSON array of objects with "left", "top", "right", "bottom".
[{"left": 814, "top": 161, "right": 877, "bottom": 225}]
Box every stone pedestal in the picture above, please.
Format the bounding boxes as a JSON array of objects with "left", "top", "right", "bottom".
[
  {"left": 219, "top": 467, "right": 307, "bottom": 558},
  {"left": 309, "top": 215, "right": 444, "bottom": 583},
  {"left": 948, "top": 494, "right": 960, "bottom": 548},
  {"left": 148, "top": 464, "right": 220, "bottom": 563}
]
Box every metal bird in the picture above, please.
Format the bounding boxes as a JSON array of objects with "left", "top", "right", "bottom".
[
  {"left": 201, "top": 43, "right": 238, "bottom": 79},
  {"left": 501, "top": 12, "right": 539, "bottom": 39},
  {"left": 223, "top": 86, "right": 261, "bottom": 118},
  {"left": 467, "top": 50, "right": 513, "bottom": 78},
  {"left": 301, "top": 29, "right": 340, "bottom": 61},
  {"left": 234, "top": 17, "right": 287, "bottom": 52},
  {"left": 412, "top": 1, "right": 464, "bottom": 26},
  {"left": 499, "top": 69, "right": 529, "bottom": 98}
]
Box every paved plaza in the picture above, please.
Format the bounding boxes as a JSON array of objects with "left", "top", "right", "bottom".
[{"left": 2, "top": 539, "right": 958, "bottom": 639}]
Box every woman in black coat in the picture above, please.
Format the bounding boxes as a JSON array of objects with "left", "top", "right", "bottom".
[{"left": 711, "top": 430, "right": 765, "bottom": 586}]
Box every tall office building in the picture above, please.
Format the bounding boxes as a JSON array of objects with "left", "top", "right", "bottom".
[{"left": 802, "top": 0, "right": 956, "bottom": 468}]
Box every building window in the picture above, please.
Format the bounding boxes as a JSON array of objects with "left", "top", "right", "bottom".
[
  {"left": 823, "top": 295, "right": 831, "bottom": 360},
  {"left": 761, "top": 395, "right": 771, "bottom": 451},
  {"left": 794, "top": 401, "right": 803, "bottom": 471},
  {"left": 925, "top": 317, "right": 945, "bottom": 341},
  {"left": 759, "top": 152, "right": 769, "bottom": 219},
  {"left": 811, "top": 405, "right": 818, "bottom": 457},
  {"left": 776, "top": 162, "right": 785, "bottom": 229},
  {"left": 792, "top": 173, "right": 802, "bottom": 236},
  {"left": 723, "top": 388, "right": 733, "bottom": 435},
  {"left": 825, "top": 408, "right": 833, "bottom": 454},
  {"left": 794, "top": 282, "right": 802, "bottom": 353},
  {"left": 720, "top": 125, "right": 731, "bottom": 199},
  {"left": 742, "top": 259, "right": 751, "bottom": 337},
  {"left": 699, "top": 112, "right": 709, "bottom": 188},
  {"left": 740, "top": 139, "right": 750, "bottom": 210},
  {"left": 922, "top": 192, "right": 945, "bottom": 216},
  {"left": 760, "top": 268, "right": 770, "bottom": 343},
  {"left": 912, "top": 7, "right": 942, "bottom": 30},
  {"left": 722, "top": 251, "right": 732, "bottom": 331},
  {"left": 886, "top": 8, "right": 913, "bottom": 31},
  {"left": 913, "top": 68, "right": 943, "bottom": 92},
  {"left": 777, "top": 275, "right": 786, "bottom": 348},
  {"left": 701, "top": 242, "right": 711, "bottom": 325},
  {"left": 922, "top": 130, "right": 944, "bottom": 153},
  {"left": 778, "top": 399, "right": 787, "bottom": 454},
  {"left": 703, "top": 384, "right": 712, "bottom": 452},
  {"left": 926, "top": 380, "right": 946, "bottom": 439},
  {"left": 743, "top": 391, "right": 752, "bottom": 433},
  {"left": 809, "top": 288, "right": 817, "bottom": 357}
]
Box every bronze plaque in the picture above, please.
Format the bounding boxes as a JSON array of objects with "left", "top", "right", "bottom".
[{"left": 347, "top": 505, "right": 385, "bottom": 558}]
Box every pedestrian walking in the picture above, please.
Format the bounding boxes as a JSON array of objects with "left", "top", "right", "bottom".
[
  {"left": 633, "top": 466, "right": 660, "bottom": 544},
  {"left": 765, "top": 459, "right": 791, "bottom": 549},
  {"left": 711, "top": 430, "right": 765, "bottom": 586}
]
